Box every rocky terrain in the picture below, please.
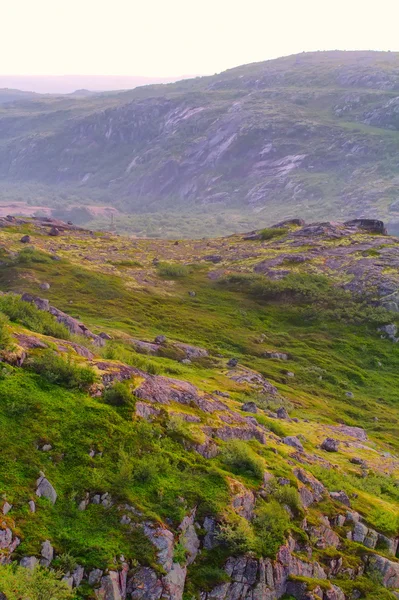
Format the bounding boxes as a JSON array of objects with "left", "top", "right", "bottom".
[
  {"left": 0, "top": 217, "right": 399, "bottom": 599},
  {"left": 3, "top": 52, "right": 399, "bottom": 236}
]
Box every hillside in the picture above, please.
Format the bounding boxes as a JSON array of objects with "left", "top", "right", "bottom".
[
  {"left": 3, "top": 52, "right": 399, "bottom": 236},
  {"left": 0, "top": 216, "right": 399, "bottom": 599}
]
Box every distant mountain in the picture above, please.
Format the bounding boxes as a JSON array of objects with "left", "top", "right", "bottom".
[
  {"left": 2, "top": 51, "right": 399, "bottom": 232},
  {"left": 0, "top": 88, "right": 39, "bottom": 104},
  {"left": 0, "top": 74, "right": 192, "bottom": 94}
]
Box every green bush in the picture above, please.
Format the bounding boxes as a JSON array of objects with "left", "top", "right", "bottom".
[
  {"left": 28, "top": 351, "right": 96, "bottom": 391},
  {"left": 217, "top": 511, "right": 256, "bottom": 554},
  {"left": 16, "top": 247, "right": 53, "bottom": 265},
  {"left": 0, "top": 295, "right": 70, "bottom": 340},
  {"left": 274, "top": 485, "right": 303, "bottom": 516},
  {"left": 0, "top": 313, "right": 11, "bottom": 349},
  {"left": 103, "top": 381, "right": 133, "bottom": 407},
  {"left": 157, "top": 262, "right": 190, "bottom": 278},
  {"left": 221, "top": 439, "right": 263, "bottom": 479},
  {"left": 253, "top": 500, "right": 291, "bottom": 557},
  {"left": 0, "top": 564, "right": 73, "bottom": 600},
  {"left": 259, "top": 227, "right": 288, "bottom": 240}
]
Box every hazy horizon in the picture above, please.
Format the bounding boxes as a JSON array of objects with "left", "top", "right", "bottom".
[{"left": 3, "top": 0, "right": 399, "bottom": 86}]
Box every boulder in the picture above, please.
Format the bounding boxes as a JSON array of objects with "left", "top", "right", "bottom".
[
  {"left": 276, "top": 407, "right": 289, "bottom": 419},
  {"left": 264, "top": 351, "right": 289, "bottom": 360},
  {"left": 242, "top": 401, "right": 258, "bottom": 413},
  {"left": 36, "top": 475, "right": 57, "bottom": 504},
  {"left": 127, "top": 567, "right": 163, "bottom": 599},
  {"left": 40, "top": 282, "right": 50, "bottom": 290},
  {"left": 330, "top": 491, "right": 350, "bottom": 507},
  {"left": 321, "top": 438, "right": 340, "bottom": 452},
  {"left": 331, "top": 425, "right": 367, "bottom": 441},
  {"left": 20, "top": 556, "right": 38, "bottom": 569},
  {"left": 40, "top": 540, "right": 54, "bottom": 566},
  {"left": 283, "top": 436, "right": 304, "bottom": 452},
  {"left": 49, "top": 226, "right": 60, "bottom": 236},
  {"left": 344, "top": 219, "right": 387, "bottom": 235},
  {"left": 96, "top": 571, "right": 122, "bottom": 600},
  {"left": 2, "top": 502, "right": 11, "bottom": 515},
  {"left": 20, "top": 235, "right": 31, "bottom": 243}
]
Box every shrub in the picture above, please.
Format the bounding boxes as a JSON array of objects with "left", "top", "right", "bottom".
[
  {"left": 133, "top": 454, "right": 168, "bottom": 484},
  {"left": 254, "top": 500, "right": 291, "bottom": 557},
  {"left": 103, "top": 381, "right": 133, "bottom": 407},
  {"left": 28, "top": 351, "right": 96, "bottom": 390},
  {"left": 274, "top": 485, "right": 303, "bottom": 516},
  {"left": 16, "top": 247, "right": 53, "bottom": 265},
  {"left": 221, "top": 439, "right": 263, "bottom": 479},
  {"left": 0, "top": 564, "right": 73, "bottom": 600},
  {"left": 0, "top": 295, "right": 70, "bottom": 340},
  {"left": 0, "top": 313, "right": 11, "bottom": 349},
  {"left": 157, "top": 262, "right": 190, "bottom": 278},
  {"left": 259, "top": 227, "right": 288, "bottom": 240},
  {"left": 217, "top": 511, "right": 256, "bottom": 554}
]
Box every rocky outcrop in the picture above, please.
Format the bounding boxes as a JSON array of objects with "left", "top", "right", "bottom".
[
  {"left": 366, "top": 554, "right": 399, "bottom": 589},
  {"left": 21, "top": 294, "right": 105, "bottom": 346}
]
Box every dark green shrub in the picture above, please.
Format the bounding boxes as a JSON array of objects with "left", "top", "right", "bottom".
[
  {"left": 28, "top": 351, "right": 96, "bottom": 390},
  {"left": 103, "top": 381, "right": 133, "bottom": 407},
  {"left": 259, "top": 227, "right": 288, "bottom": 240},
  {"left": 16, "top": 247, "right": 53, "bottom": 265},
  {"left": 274, "top": 485, "right": 303, "bottom": 516},
  {"left": 217, "top": 511, "right": 256, "bottom": 554},
  {"left": 254, "top": 500, "right": 291, "bottom": 557},
  {"left": 221, "top": 439, "right": 263, "bottom": 479},
  {"left": 0, "top": 313, "right": 11, "bottom": 349}
]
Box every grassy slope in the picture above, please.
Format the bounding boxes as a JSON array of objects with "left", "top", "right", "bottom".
[{"left": 0, "top": 222, "right": 398, "bottom": 597}]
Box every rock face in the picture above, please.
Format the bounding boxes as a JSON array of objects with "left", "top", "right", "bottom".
[
  {"left": 366, "top": 554, "right": 399, "bottom": 589},
  {"left": 283, "top": 436, "right": 304, "bottom": 452}
]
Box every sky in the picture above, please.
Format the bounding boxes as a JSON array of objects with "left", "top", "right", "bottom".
[{"left": 2, "top": 0, "right": 399, "bottom": 78}]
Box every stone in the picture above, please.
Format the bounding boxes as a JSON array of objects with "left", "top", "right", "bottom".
[
  {"left": 49, "top": 226, "right": 60, "bottom": 236},
  {"left": 264, "top": 351, "right": 289, "bottom": 360},
  {"left": 345, "top": 391, "right": 354, "bottom": 398},
  {"left": 352, "top": 521, "right": 368, "bottom": 543},
  {"left": 40, "top": 540, "right": 54, "bottom": 566},
  {"left": 99, "top": 332, "right": 112, "bottom": 340},
  {"left": 188, "top": 291, "right": 196, "bottom": 297},
  {"left": 20, "top": 556, "right": 39, "bottom": 569},
  {"left": 331, "top": 425, "right": 367, "bottom": 441},
  {"left": 154, "top": 335, "right": 167, "bottom": 344},
  {"left": 73, "top": 565, "right": 85, "bottom": 587},
  {"left": 179, "top": 508, "right": 200, "bottom": 565},
  {"left": 28, "top": 500, "right": 36, "bottom": 513},
  {"left": 366, "top": 554, "right": 399, "bottom": 589},
  {"left": 40, "top": 282, "right": 50, "bottom": 290},
  {"left": 143, "top": 523, "right": 174, "bottom": 572},
  {"left": 227, "top": 358, "right": 238, "bottom": 367},
  {"left": 88, "top": 568, "right": 104, "bottom": 586},
  {"left": 41, "top": 444, "right": 52, "bottom": 452},
  {"left": 2, "top": 502, "right": 12, "bottom": 515},
  {"left": 321, "top": 438, "right": 340, "bottom": 452},
  {"left": 20, "top": 235, "right": 31, "bottom": 243},
  {"left": 36, "top": 475, "right": 57, "bottom": 504},
  {"left": 162, "top": 563, "right": 187, "bottom": 600},
  {"left": 127, "top": 567, "right": 163, "bottom": 599},
  {"left": 330, "top": 491, "right": 351, "bottom": 507},
  {"left": 203, "top": 516, "right": 217, "bottom": 550},
  {"left": 96, "top": 571, "right": 122, "bottom": 600},
  {"left": 21, "top": 293, "right": 50, "bottom": 311},
  {"left": 242, "top": 401, "right": 258, "bottom": 413},
  {"left": 283, "top": 436, "right": 304, "bottom": 452},
  {"left": 276, "top": 407, "right": 289, "bottom": 419},
  {"left": 230, "top": 481, "right": 256, "bottom": 521}
]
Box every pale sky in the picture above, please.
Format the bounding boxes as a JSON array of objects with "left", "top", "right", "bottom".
[{"left": 2, "top": 0, "right": 399, "bottom": 77}]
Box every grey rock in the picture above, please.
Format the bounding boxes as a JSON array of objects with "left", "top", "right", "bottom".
[
  {"left": 345, "top": 391, "right": 354, "bottom": 398},
  {"left": 41, "top": 444, "right": 52, "bottom": 451},
  {"left": 154, "top": 335, "right": 166, "bottom": 344},
  {"left": 97, "top": 571, "right": 122, "bottom": 600},
  {"left": 330, "top": 490, "right": 351, "bottom": 507},
  {"left": 227, "top": 358, "right": 238, "bottom": 367},
  {"left": 40, "top": 282, "right": 50, "bottom": 290},
  {"left": 73, "top": 565, "right": 85, "bottom": 587},
  {"left": 88, "top": 568, "right": 104, "bottom": 586},
  {"left": 366, "top": 554, "right": 399, "bottom": 589},
  {"left": 352, "top": 521, "right": 368, "bottom": 543},
  {"left": 276, "top": 406, "right": 289, "bottom": 419},
  {"left": 143, "top": 523, "right": 174, "bottom": 572},
  {"left": 20, "top": 556, "right": 38, "bottom": 569},
  {"left": 242, "top": 401, "right": 258, "bottom": 413},
  {"left": 321, "top": 437, "right": 340, "bottom": 452},
  {"left": 2, "top": 502, "right": 12, "bottom": 515},
  {"left": 92, "top": 494, "right": 101, "bottom": 504},
  {"left": 162, "top": 562, "right": 187, "bottom": 600},
  {"left": 99, "top": 332, "right": 112, "bottom": 340},
  {"left": 120, "top": 514, "right": 131, "bottom": 525},
  {"left": 20, "top": 235, "right": 31, "bottom": 243},
  {"left": 28, "top": 500, "right": 36, "bottom": 513},
  {"left": 40, "top": 540, "right": 54, "bottom": 566},
  {"left": 36, "top": 475, "right": 57, "bottom": 504},
  {"left": 264, "top": 351, "right": 289, "bottom": 360},
  {"left": 203, "top": 516, "right": 217, "bottom": 550},
  {"left": 179, "top": 508, "right": 200, "bottom": 565},
  {"left": 127, "top": 567, "right": 163, "bottom": 600},
  {"left": 283, "top": 436, "right": 304, "bottom": 452}
]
